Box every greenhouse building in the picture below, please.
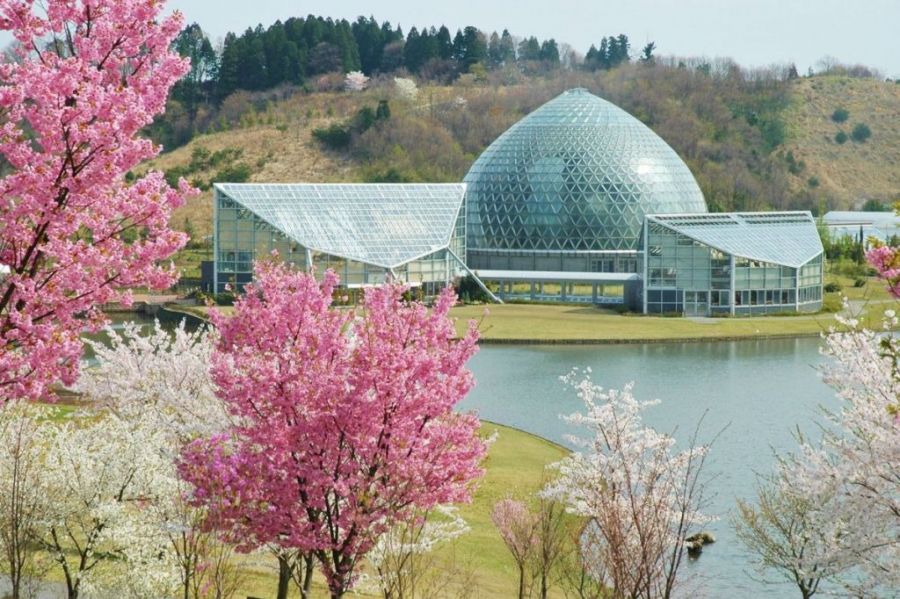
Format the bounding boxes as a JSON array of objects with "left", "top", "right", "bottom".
[
  {"left": 212, "top": 183, "right": 493, "bottom": 298},
  {"left": 642, "top": 212, "right": 824, "bottom": 315}
]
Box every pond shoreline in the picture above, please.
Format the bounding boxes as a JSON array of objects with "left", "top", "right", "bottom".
[
  {"left": 155, "top": 303, "right": 826, "bottom": 346},
  {"left": 474, "top": 331, "right": 823, "bottom": 345}
]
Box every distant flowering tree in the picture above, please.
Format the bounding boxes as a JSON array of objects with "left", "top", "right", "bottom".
[
  {"left": 367, "top": 505, "right": 470, "bottom": 599},
  {"left": 179, "top": 262, "right": 486, "bottom": 599},
  {"left": 544, "top": 372, "right": 712, "bottom": 599},
  {"left": 492, "top": 499, "right": 536, "bottom": 599},
  {"left": 0, "top": 403, "right": 49, "bottom": 599},
  {"left": 0, "top": 0, "right": 194, "bottom": 402},
  {"left": 345, "top": 70, "right": 369, "bottom": 91},
  {"left": 393, "top": 77, "right": 419, "bottom": 101},
  {"left": 866, "top": 244, "right": 900, "bottom": 298}
]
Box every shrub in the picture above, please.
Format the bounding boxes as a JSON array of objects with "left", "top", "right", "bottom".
[
  {"left": 213, "top": 163, "right": 251, "bottom": 183},
  {"left": 807, "top": 176, "right": 819, "bottom": 188},
  {"left": 312, "top": 124, "right": 352, "bottom": 149},
  {"left": 214, "top": 292, "right": 235, "bottom": 306},
  {"left": 824, "top": 281, "right": 842, "bottom": 293},
  {"left": 365, "top": 168, "right": 414, "bottom": 183},
  {"left": 851, "top": 123, "right": 872, "bottom": 142},
  {"left": 831, "top": 108, "right": 849, "bottom": 123},
  {"left": 853, "top": 278, "right": 866, "bottom": 288},
  {"left": 835, "top": 130, "right": 849, "bottom": 144},
  {"left": 454, "top": 274, "right": 490, "bottom": 303},
  {"left": 821, "top": 294, "right": 843, "bottom": 313}
]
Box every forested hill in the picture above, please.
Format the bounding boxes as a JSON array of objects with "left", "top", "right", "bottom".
[{"left": 148, "top": 16, "right": 900, "bottom": 238}]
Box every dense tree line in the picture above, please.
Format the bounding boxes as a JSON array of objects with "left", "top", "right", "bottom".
[{"left": 169, "top": 15, "right": 646, "bottom": 113}]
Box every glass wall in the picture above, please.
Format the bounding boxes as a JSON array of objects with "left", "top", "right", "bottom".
[
  {"left": 214, "top": 193, "right": 466, "bottom": 295},
  {"left": 643, "top": 221, "right": 823, "bottom": 316}
]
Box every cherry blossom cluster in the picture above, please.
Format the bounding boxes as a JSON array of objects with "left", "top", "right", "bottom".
[
  {"left": 865, "top": 244, "right": 900, "bottom": 298},
  {"left": 544, "top": 371, "right": 711, "bottom": 598}
]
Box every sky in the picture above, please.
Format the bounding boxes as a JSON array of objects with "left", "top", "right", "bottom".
[{"left": 166, "top": 0, "right": 900, "bottom": 78}]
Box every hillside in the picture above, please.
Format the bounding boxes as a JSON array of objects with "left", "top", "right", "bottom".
[
  {"left": 781, "top": 76, "right": 900, "bottom": 207},
  {"left": 147, "top": 70, "right": 900, "bottom": 241}
]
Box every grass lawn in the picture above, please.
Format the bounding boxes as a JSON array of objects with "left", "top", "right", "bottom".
[
  {"left": 171, "top": 246, "right": 213, "bottom": 279},
  {"left": 450, "top": 275, "right": 896, "bottom": 342}
]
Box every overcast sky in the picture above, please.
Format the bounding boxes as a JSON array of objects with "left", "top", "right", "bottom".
[{"left": 166, "top": 0, "right": 900, "bottom": 77}]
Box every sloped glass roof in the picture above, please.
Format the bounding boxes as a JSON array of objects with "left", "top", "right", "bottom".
[
  {"left": 464, "top": 88, "right": 707, "bottom": 253},
  {"left": 647, "top": 212, "right": 824, "bottom": 267},
  {"left": 215, "top": 183, "right": 465, "bottom": 268}
]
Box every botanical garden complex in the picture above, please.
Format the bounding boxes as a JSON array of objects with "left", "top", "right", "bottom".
[{"left": 214, "top": 89, "right": 824, "bottom": 315}]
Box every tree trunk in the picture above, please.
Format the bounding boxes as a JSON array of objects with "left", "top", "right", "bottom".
[
  {"left": 540, "top": 571, "right": 548, "bottom": 599},
  {"left": 276, "top": 553, "right": 292, "bottom": 599},
  {"left": 518, "top": 563, "right": 525, "bottom": 599},
  {"left": 300, "top": 554, "right": 314, "bottom": 599}
]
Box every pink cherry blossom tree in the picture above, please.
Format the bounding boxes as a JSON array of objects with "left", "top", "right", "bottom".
[
  {"left": 0, "top": 0, "right": 194, "bottom": 402},
  {"left": 179, "top": 262, "right": 486, "bottom": 599},
  {"left": 865, "top": 244, "right": 900, "bottom": 298},
  {"left": 491, "top": 498, "right": 536, "bottom": 599}
]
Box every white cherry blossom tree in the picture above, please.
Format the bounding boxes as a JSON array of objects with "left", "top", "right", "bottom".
[
  {"left": 36, "top": 413, "right": 178, "bottom": 599},
  {"left": 0, "top": 403, "right": 49, "bottom": 599},
  {"left": 737, "top": 310, "right": 900, "bottom": 597},
  {"left": 345, "top": 70, "right": 369, "bottom": 92},
  {"left": 78, "top": 320, "right": 240, "bottom": 599},
  {"left": 544, "top": 371, "right": 712, "bottom": 599}
]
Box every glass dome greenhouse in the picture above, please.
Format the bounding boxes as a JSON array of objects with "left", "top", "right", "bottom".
[{"left": 464, "top": 88, "right": 707, "bottom": 270}]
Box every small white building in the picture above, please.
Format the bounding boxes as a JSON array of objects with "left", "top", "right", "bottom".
[{"left": 822, "top": 211, "right": 900, "bottom": 243}]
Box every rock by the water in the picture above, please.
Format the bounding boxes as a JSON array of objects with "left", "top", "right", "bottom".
[
  {"left": 686, "top": 540, "right": 704, "bottom": 557},
  {"left": 686, "top": 531, "right": 716, "bottom": 545}
]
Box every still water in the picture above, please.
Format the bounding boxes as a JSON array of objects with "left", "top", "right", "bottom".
[{"left": 460, "top": 337, "right": 834, "bottom": 598}]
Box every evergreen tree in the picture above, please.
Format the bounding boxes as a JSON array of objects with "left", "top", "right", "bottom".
[
  {"left": 216, "top": 32, "right": 241, "bottom": 101},
  {"left": 488, "top": 31, "right": 502, "bottom": 68},
  {"left": 172, "top": 23, "right": 217, "bottom": 117},
  {"left": 404, "top": 27, "right": 426, "bottom": 72},
  {"left": 585, "top": 43, "right": 599, "bottom": 71},
  {"left": 461, "top": 26, "right": 487, "bottom": 71},
  {"left": 611, "top": 33, "right": 630, "bottom": 66},
  {"left": 263, "top": 21, "right": 289, "bottom": 87},
  {"left": 436, "top": 25, "right": 453, "bottom": 60},
  {"left": 499, "top": 29, "right": 516, "bottom": 64},
  {"left": 452, "top": 29, "right": 465, "bottom": 63},
  {"left": 639, "top": 41, "right": 656, "bottom": 64},
  {"left": 352, "top": 16, "right": 385, "bottom": 75},
  {"left": 517, "top": 36, "right": 541, "bottom": 62},
  {"left": 598, "top": 37, "right": 610, "bottom": 69},
  {"left": 539, "top": 39, "right": 560, "bottom": 67}
]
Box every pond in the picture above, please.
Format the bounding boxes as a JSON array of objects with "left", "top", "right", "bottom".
[{"left": 460, "top": 337, "right": 833, "bottom": 598}]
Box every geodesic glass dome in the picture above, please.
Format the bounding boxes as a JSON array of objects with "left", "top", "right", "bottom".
[{"left": 464, "top": 88, "right": 708, "bottom": 258}]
